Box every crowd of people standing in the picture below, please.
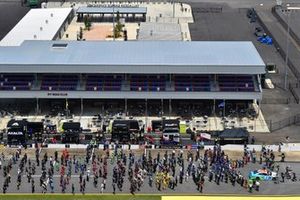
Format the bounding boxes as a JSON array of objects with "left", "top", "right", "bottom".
[{"left": 0, "top": 143, "right": 293, "bottom": 194}]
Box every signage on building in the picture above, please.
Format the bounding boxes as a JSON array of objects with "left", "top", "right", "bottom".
[{"left": 47, "top": 92, "right": 68, "bottom": 97}]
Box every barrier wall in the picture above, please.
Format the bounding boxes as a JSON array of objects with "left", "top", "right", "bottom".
[{"left": 5, "top": 143, "right": 300, "bottom": 153}]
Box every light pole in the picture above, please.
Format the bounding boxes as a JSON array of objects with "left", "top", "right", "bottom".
[
  {"left": 173, "top": 0, "right": 175, "bottom": 18},
  {"left": 284, "top": 4, "right": 290, "bottom": 90},
  {"left": 113, "top": 2, "right": 115, "bottom": 41},
  {"left": 283, "top": 5, "right": 300, "bottom": 90}
]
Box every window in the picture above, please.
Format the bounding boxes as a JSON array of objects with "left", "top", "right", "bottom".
[{"left": 52, "top": 43, "right": 68, "bottom": 48}]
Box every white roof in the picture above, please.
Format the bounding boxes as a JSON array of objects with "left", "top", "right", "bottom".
[
  {"left": 0, "top": 8, "right": 73, "bottom": 46},
  {"left": 0, "top": 40, "right": 266, "bottom": 74},
  {"left": 138, "top": 22, "right": 182, "bottom": 41}
]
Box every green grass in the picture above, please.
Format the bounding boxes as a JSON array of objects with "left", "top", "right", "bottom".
[{"left": 0, "top": 194, "right": 161, "bottom": 200}]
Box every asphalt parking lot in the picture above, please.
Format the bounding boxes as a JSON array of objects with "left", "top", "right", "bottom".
[{"left": 0, "top": 1, "right": 30, "bottom": 40}]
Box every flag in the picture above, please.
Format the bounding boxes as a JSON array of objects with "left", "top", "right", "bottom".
[
  {"left": 66, "top": 99, "right": 69, "bottom": 110},
  {"left": 218, "top": 101, "right": 225, "bottom": 108}
]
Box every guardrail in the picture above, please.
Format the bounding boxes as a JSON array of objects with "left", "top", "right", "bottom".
[{"left": 5, "top": 143, "right": 300, "bottom": 153}]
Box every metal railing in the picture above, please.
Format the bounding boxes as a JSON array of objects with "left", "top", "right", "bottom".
[
  {"left": 289, "top": 83, "right": 300, "bottom": 104},
  {"left": 267, "top": 113, "right": 300, "bottom": 132}
]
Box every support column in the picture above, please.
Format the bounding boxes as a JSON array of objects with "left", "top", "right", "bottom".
[
  {"left": 213, "top": 99, "right": 216, "bottom": 115},
  {"left": 102, "top": 102, "right": 104, "bottom": 114},
  {"left": 214, "top": 74, "right": 217, "bottom": 91},
  {"left": 161, "top": 99, "right": 164, "bottom": 116},
  {"left": 34, "top": 74, "right": 38, "bottom": 88},
  {"left": 169, "top": 99, "right": 172, "bottom": 116},
  {"left": 79, "top": 74, "right": 83, "bottom": 89},
  {"left": 145, "top": 99, "right": 148, "bottom": 116},
  {"left": 169, "top": 74, "right": 172, "bottom": 91},
  {"left": 36, "top": 98, "right": 39, "bottom": 115},
  {"left": 125, "top": 99, "right": 128, "bottom": 115},
  {"left": 223, "top": 99, "right": 226, "bottom": 117},
  {"left": 80, "top": 98, "right": 83, "bottom": 116}
]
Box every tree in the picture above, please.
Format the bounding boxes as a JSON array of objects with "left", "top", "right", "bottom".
[
  {"left": 78, "top": 27, "right": 83, "bottom": 40},
  {"left": 113, "top": 11, "right": 123, "bottom": 38},
  {"left": 84, "top": 15, "right": 92, "bottom": 31}
]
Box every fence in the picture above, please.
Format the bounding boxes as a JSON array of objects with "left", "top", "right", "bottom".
[{"left": 267, "top": 113, "right": 300, "bottom": 132}]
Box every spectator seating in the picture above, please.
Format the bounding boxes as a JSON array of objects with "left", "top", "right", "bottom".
[
  {"left": 0, "top": 74, "right": 34, "bottom": 90},
  {"left": 86, "top": 75, "right": 122, "bottom": 91},
  {"left": 130, "top": 75, "right": 166, "bottom": 91},
  {"left": 174, "top": 75, "right": 211, "bottom": 91},
  {"left": 218, "top": 75, "right": 255, "bottom": 92},
  {"left": 0, "top": 74, "right": 257, "bottom": 92},
  {"left": 41, "top": 75, "right": 78, "bottom": 91}
]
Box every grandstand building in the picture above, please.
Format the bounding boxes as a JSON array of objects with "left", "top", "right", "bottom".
[
  {"left": 0, "top": 7, "right": 265, "bottom": 116},
  {"left": 0, "top": 40, "right": 265, "bottom": 115}
]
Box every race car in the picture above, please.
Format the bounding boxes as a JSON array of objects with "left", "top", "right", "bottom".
[{"left": 248, "top": 169, "right": 277, "bottom": 181}]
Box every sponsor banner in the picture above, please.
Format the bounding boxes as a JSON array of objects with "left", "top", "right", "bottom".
[
  {"left": 200, "top": 133, "right": 211, "bottom": 140},
  {"left": 130, "top": 145, "right": 139, "bottom": 150},
  {"left": 47, "top": 144, "right": 69, "bottom": 149},
  {"left": 69, "top": 144, "right": 88, "bottom": 149},
  {"left": 7, "top": 131, "right": 24, "bottom": 136}
]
